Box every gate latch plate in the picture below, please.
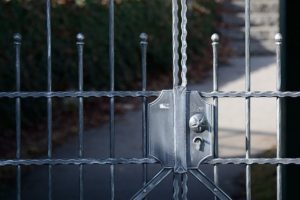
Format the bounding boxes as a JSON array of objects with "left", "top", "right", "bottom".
[{"left": 148, "top": 90, "right": 213, "bottom": 169}]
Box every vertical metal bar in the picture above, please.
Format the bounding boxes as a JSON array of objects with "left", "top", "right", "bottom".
[
  {"left": 173, "top": 86, "right": 187, "bottom": 174},
  {"left": 77, "top": 33, "right": 85, "bottom": 200},
  {"left": 180, "top": 0, "right": 188, "bottom": 87},
  {"left": 275, "top": 33, "right": 283, "bottom": 200},
  {"left": 14, "top": 33, "right": 22, "bottom": 200},
  {"left": 140, "top": 33, "right": 148, "bottom": 191},
  {"left": 108, "top": 0, "right": 115, "bottom": 199},
  {"left": 172, "top": 0, "right": 179, "bottom": 87},
  {"left": 171, "top": 2, "right": 185, "bottom": 197},
  {"left": 181, "top": 173, "right": 188, "bottom": 200},
  {"left": 173, "top": 173, "right": 181, "bottom": 200},
  {"left": 173, "top": 0, "right": 188, "bottom": 174},
  {"left": 211, "top": 33, "right": 219, "bottom": 200},
  {"left": 46, "top": 1, "right": 53, "bottom": 200},
  {"left": 172, "top": 173, "right": 188, "bottom": 200},
  {"left": 245, "top": 0, "right": 251, "bottom": 199}
]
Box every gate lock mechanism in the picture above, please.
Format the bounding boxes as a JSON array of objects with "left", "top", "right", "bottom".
[{"left": 148, "top": 88, "right": 213, "bottom": 173}]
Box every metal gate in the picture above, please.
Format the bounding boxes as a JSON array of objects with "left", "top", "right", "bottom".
[{"left": 0, "top": 0, "right": 298, "bottom": 200}]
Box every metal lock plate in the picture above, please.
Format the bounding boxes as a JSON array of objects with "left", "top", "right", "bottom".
[{"left": 148, "top": 90, "right": 213, "bottom": 170}]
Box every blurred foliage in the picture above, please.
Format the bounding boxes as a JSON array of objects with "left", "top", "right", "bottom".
[{"left": 0, "top": 0, "right": 216, "bottom": 129}]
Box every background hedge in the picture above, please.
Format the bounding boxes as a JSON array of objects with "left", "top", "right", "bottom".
[{"left": 0, "top": 0, "right": 216, "bottom": 129}]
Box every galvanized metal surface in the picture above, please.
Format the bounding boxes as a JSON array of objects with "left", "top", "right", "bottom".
[
  {"left": 0, "top": 0, "right": 292, "bottom": 200},
  {"left": 140, "top": 32, "right": 149, "bottom": 193},
  {"left": 148, "top": 90, "right": 213, "bottom": 169},
  {"left": 245, "top": 0, "right": 252, "bottom": 199},
  {"left": 77, "top": 33, "right": 85, "bottom": 200},
  {"left": 172, "top": 0, "right": 179, "bottom": 87},
  {"left": 276, "top": 33, "right": 283, "bottom": 200},
  {"left": 180, "top": 0, "right": 188, "bottom": 87},
  {"left": 187, "top": 92, "right": 213, "bottom": 168},
  {"left": 211, "top": 33, "right": 219, "bottom": 199},
  {"left": 3, "top": 157, "right": 300, "bottom": 166},
  {"left": 148, "top": 90, "right": 174, "bottom": 167},
  {"left": 173, "top": 86, "right": 188, "bottom": 173},
  {"left": 46, "top": 1, "right": 53, "bottom": 200},
  {"left": 14, "top": 33, "right": 21, "bottom": 200},
  {"left": 3, "top": 90, "right": 300, "bottom": 98},
  {"left": 108, "top": 1, "right": 115, "bottom": 199}
]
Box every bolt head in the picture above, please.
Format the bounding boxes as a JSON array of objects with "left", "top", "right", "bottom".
[{"left": 189, "top": 113, "right": 206, "bottom": 133}]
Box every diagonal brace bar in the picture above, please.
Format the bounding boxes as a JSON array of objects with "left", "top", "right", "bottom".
[
  {"left": 190, "top": 169, "right": 232, "bottom": 200},
  {"left": 131, "top": 169, "right": 172, "bottom": 200}
]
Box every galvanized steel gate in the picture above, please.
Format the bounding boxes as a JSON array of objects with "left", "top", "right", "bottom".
[{"left": 1, "top": 0, "right": 298, "bottom": 200}]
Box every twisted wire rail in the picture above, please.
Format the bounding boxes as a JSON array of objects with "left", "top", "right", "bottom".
[
  {"left": 180, "top": 0, "right": 188, "bottom": 87},
  {"left": 201, "top": 91, "right": 300, "bottom": 98},
  {"left": 1, "top": 91, "right": 300, "bottom": 98},
  {"left": 182, "top": 173, "right": 188, "bottom": 199},
  {"left": 0, "top": 158, "right": 158, "bottom": 166},
  {"left": 206, "top": 158, "right": 300, "bottom": 165},
  {"left": 173, "top": 173, "right": 181, "bottom": 200},
  {"left": 2, "top": 158, "right": 300, "bottom": 166},
  {"left": 172, "top": 0, "right": 179, "bottom": 87},
  {"left": 0, "top": 91, "right": 160, "bottom": 98}
]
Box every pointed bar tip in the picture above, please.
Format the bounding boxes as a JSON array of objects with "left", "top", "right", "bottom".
[
  {"left": 211, "top": 33, "right": 219, "bottom": 43},
  {"left": 275, "top": 33, "right": 282, "bottom": 43}
]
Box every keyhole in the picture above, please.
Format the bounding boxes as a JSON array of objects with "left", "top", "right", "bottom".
[{"left": 193, "top": 137, "right": 205, "bottom": 151}]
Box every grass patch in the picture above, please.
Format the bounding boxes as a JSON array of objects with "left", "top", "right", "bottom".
[{"left": 236, "top": 149, "right": 276, "bottom": 200}]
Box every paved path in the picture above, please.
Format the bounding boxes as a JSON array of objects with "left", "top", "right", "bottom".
[
  {"left": 219, "top": 0, "right": 279, "bottom": 55},
  {"left": 189, "top": 55, "right": 277, "bottom": 157},
  {"left": 10, "top": 56, "right": 277, "bottom": 199}
]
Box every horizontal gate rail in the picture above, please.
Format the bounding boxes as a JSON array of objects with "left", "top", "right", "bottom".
[
  {"left": 0, "top": 91, "right": 160, "bottom": 98},
  {"left": 0, "top": 158, "right": 159, "bottom": 166},
  {"left": 207, "top": 158, "right": 300, "bottom": 165},
  {"left": 3, "top": 158, "right": 300, "bottom": 166},
  {"left": 3, "top": 91, "right": 300, "bottom": 98},
  {"left": 201, "top": 91, "right": 300, "bottom": 98}
]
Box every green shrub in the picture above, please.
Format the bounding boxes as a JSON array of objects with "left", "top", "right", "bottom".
[{"left": 0, "top": 0, "right": 216, "bottom": 129}]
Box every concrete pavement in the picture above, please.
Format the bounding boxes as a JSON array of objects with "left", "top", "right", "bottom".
[{"left": 190, "top": 55, "right": 277, "bottom": 157}]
